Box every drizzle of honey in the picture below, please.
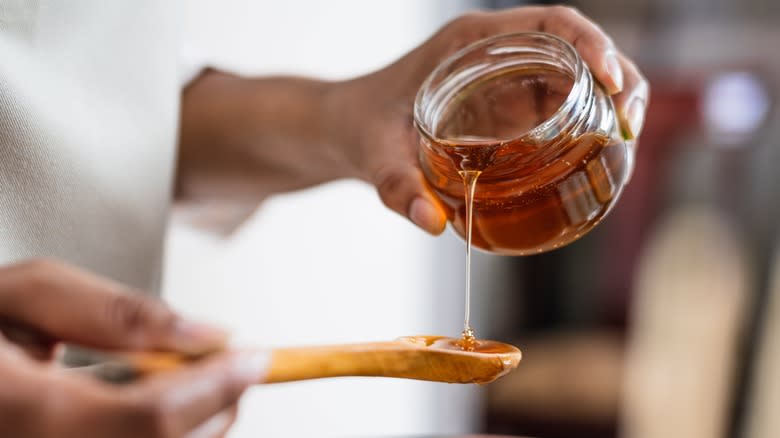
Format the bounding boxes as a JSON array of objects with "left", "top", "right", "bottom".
[
  {"left": 459, "top": 170, "right": 480, "bottom": 351},
  {"left": 458, "top": 326, "right": 477, "bottom": 351}
]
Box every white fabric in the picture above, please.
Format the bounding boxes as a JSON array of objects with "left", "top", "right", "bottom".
[{"left": 0, "top": 0, "right": 183, "bottom": 291}]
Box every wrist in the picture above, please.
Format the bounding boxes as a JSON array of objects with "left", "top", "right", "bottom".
[{"left": 320, "top": 77, "right": 378, "bottom": 182}]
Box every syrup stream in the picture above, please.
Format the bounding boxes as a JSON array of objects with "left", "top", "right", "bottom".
[{"left": 459, "top": 170, "right": 481, "bottom": 351}]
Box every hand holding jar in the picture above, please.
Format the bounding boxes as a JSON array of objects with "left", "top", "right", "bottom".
[{"left": 329, "top": 6, "right": 649, "bottom": 239}]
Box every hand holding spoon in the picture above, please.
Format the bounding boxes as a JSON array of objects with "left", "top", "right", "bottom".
[{"left": 96, "top": 336, "right": 521, "bottom": 385}]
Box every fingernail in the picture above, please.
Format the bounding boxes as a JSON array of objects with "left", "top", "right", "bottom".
[
  {"left": 231, "top": 350, "right": 270, "bottom": 384},
  {"left": 605, "top": 52, "right": 623, "bottom": 94},
  {"left": 174, "top": 319, "right": 230, "bottom": 354},
  {"left": 625, "top": 97, "right": 646, "bottom": 139},
  {"left": 409, "top": 197, "right": 444, "bottom": 235}
]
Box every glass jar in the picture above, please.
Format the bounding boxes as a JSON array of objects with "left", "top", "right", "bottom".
[{"left": 415, "top": 32, "right": 634, "bottom": 255}]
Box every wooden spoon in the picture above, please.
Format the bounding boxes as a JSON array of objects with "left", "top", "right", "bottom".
[{"left": 98, "top": 336, "right": 521, "bottom": 385}]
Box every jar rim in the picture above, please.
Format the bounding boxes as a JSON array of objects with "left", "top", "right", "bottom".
[{"left": 413, "top": 31, "right": 586, "bottom": 147}]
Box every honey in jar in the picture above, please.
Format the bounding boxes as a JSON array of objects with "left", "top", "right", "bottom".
[{"left": 415, "top": 32, "right": 633, "bottom": 256}]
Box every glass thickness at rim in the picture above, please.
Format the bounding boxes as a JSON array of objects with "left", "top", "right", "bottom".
[{"left": 413, "top": 31, "right": 584, "bottom": 147}]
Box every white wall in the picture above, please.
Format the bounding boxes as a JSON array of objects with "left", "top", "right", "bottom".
[{"left": 164, "top": 1, "right": 480, "bottom": 437}]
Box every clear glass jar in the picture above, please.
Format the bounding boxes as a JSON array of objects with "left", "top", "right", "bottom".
[{"left": 415, "top": 32, "right": 634, "bottom": 255}]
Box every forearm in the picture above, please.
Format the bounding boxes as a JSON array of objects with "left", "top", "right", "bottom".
[{"left": 176, "top": 70, "right": 356, "bottom": 202}]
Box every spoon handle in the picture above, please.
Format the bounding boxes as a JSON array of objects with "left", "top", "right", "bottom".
[
  {"left": 86, "top": 338, "right": 519, "bottom": 385},
  {"left": 266, "top": 341, "right": 421, "bottom": 383},
  {"left": 96, "top": 341, "right": 416, "bottom": 383}
]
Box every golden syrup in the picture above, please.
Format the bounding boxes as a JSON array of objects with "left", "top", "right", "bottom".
[
  {"left": 419, "top": 67, "right": 628, "bottom": 255},
  {"left": 459, "top": 170, "right": 480, "bottom": 350}
]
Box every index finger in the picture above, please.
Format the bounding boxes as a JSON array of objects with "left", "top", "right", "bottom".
[{"left": 0, "top": 259, "right": 227, "bottom": 355}]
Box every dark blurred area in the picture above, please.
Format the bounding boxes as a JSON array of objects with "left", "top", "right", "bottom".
[{"left": 477, "top": 1, "right": 780, "bottom": 437}]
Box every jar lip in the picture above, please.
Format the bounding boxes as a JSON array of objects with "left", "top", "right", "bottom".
[{"left": 413, "top": 31, "right": 585, "bottom": 146}]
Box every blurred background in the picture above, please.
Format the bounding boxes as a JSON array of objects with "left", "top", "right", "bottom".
[{"left": 165, "top": 1, "right": 779, "bottom": 437}]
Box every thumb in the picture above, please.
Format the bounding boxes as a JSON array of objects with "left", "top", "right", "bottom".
[
  {"left": 0, "top": 259, "right": 227, "bottom": 355},
  {"left": 373, "top": 163, "right": 447, "bottom": 235}
]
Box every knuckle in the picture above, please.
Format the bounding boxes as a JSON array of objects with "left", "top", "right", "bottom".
[
  {"left": 623, "top": 58, "right": 650, "bottom": 92},
  {"left": 443, "top": 11, "right": 490, "bottom": 54},
  {"left": 13, "top": 258, "right": 69, "bottom": 293},
  {"left": 20, "top": 257, "right": 61, "bottom": 277},
  {"left": 374, "top": 168, "right": 406, "bottom": 209},
  {"left": 623, "top": 57, "right": 641, "bottom": 75},
  {"left": 0, "top": 258, "right": 63, "bottom": 310},
  {"left": 551, "top": 5, "right": 580, "bottom": 18},
  {"left": 567, "top": 5, "right": 582, "bottom": 16},
  {"left": 451, "top": 11, "right": 483, "bottom": 30},
  {"left": 104, "top": 292, "right": 169, "bottom": 335}
]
